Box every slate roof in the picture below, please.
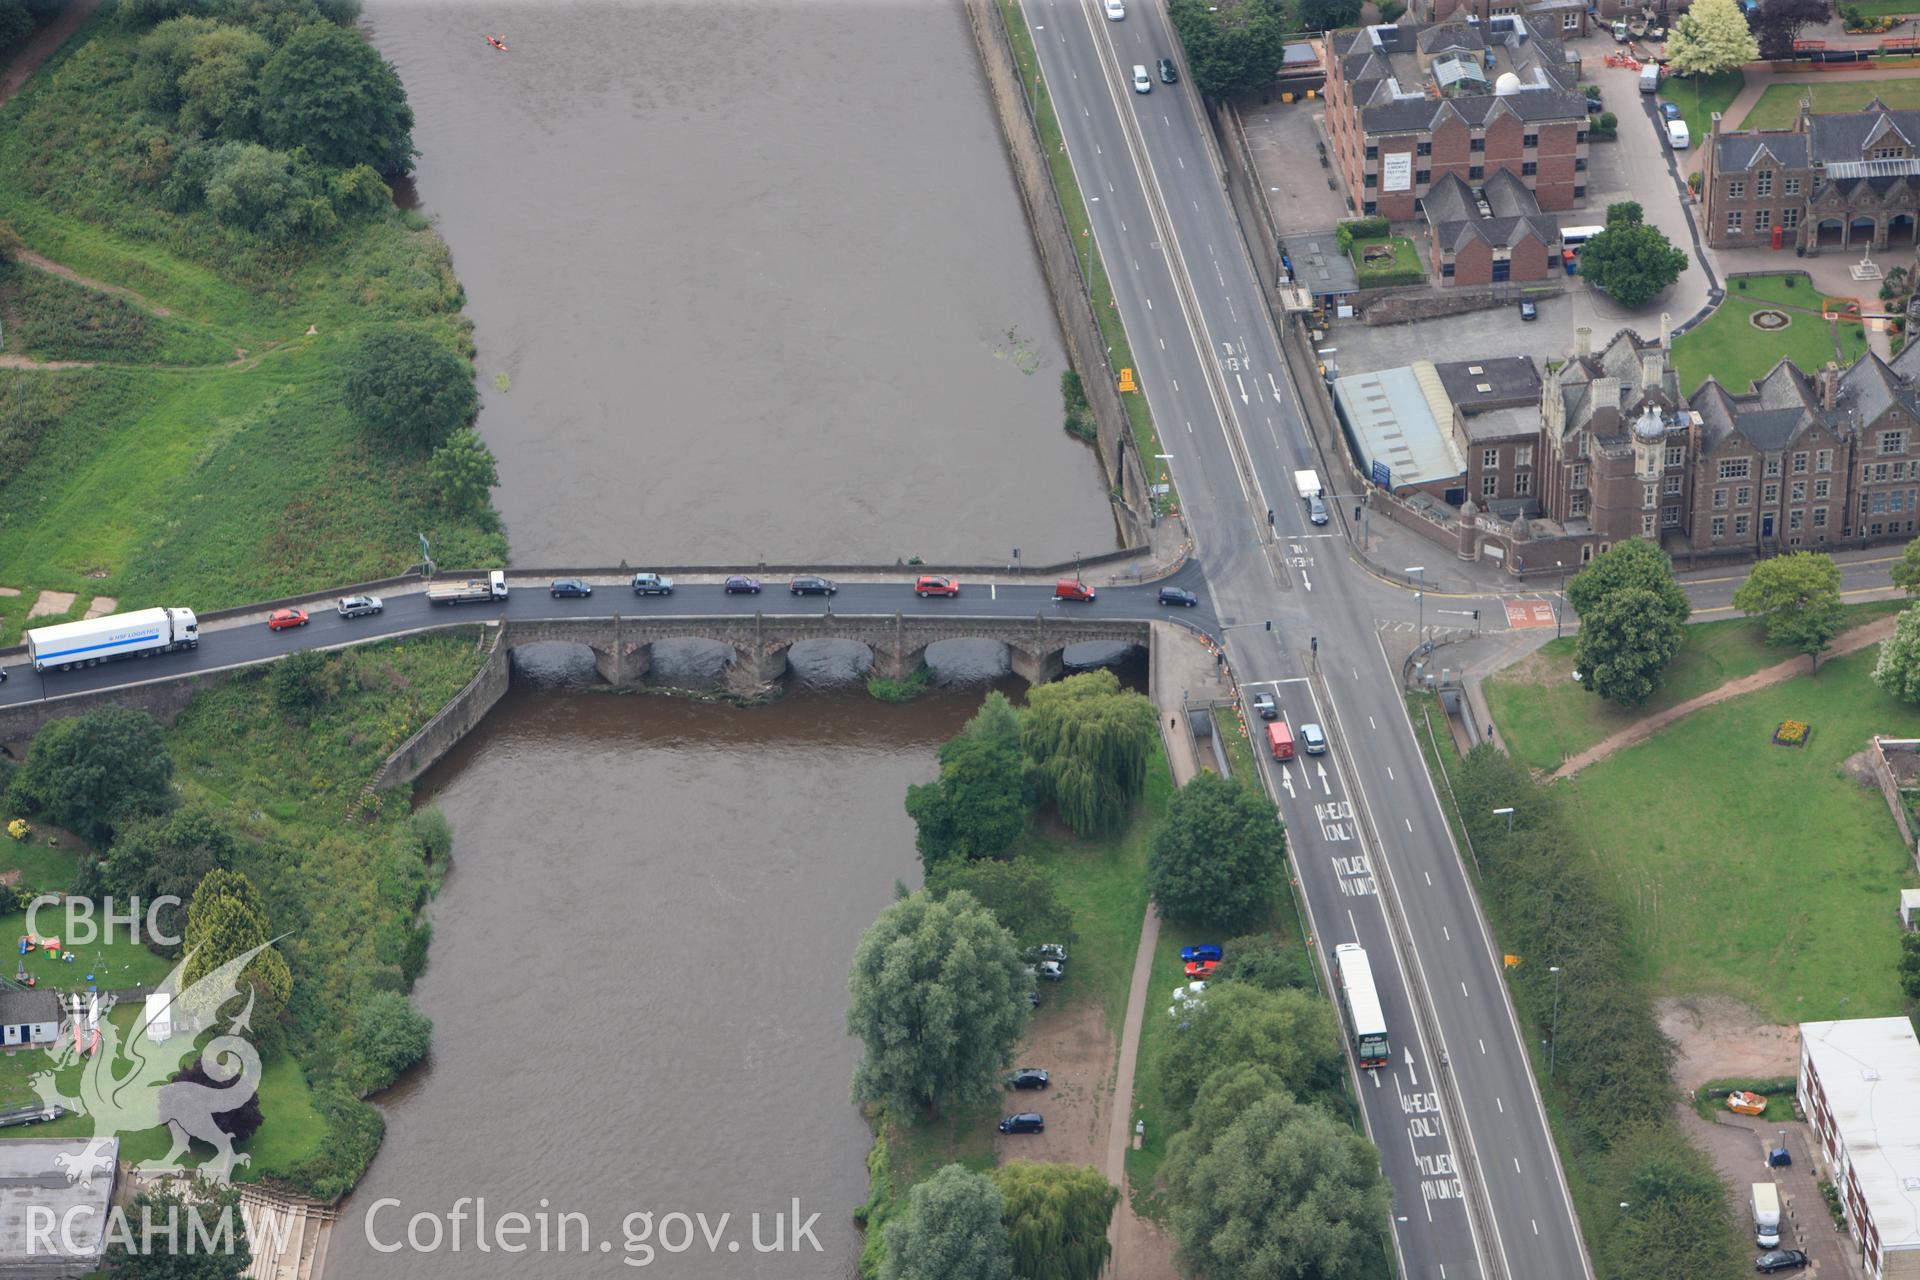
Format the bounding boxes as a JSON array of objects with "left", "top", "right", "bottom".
[
  {"left": 1422, "top": 172, "right": 1561, "bottom": 254},
  {"left": 1810, "top": 105, "right": 1920, "bottom": 164},
  {"left": 0, "top": 990, "right": 59, "bottom": 1026},
  {"left": 1713, "top": 131, "right": 1810, "bottom": 174},
  {"left": 1335, "top": 17, "right": 1583, "bottom": 137},
  {"left": 1435, "top": 352, "right": 1542, "bottom": 409}
]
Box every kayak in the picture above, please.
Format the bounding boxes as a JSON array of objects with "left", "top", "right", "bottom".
[{"left": 486, "top": 34, "right": 509, "bottom": 52}]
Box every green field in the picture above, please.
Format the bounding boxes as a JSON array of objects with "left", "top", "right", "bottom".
[
  {"left": 1740, "top": 76, "right": 1920, "bottom": 130},
  {"left": 1673, "top": 294, "right": 1870, "bottom": 394},
  {"left": 1485, "top": 602, "right": 1907, "bottom": 774},
  {"left": 1662, "top": 70, "right": 1745, "bottom": 150},
  {"left": 1559, "top": 646, "right": 1919, "bottom": 1020}
]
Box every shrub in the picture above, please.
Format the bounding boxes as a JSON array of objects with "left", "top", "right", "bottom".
[
  {"left": 342, "top": 328, "right": 477, "bottom": 453},
  {"left": 349, "top": 990, "right": 431, "bottom": 1093},
  {"left": 1774, "top": 719, "right": 1809, "bottom": 745},
  {"left": 406, "top": 807, "right": 453, "bottom": 864},
  {"left": 11, "top": 707, "right": 175, "bottom": 846}
]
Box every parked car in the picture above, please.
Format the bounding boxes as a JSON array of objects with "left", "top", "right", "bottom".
[
  {"left": 1158, "top": 587, "right": 1198, "bottom": 607},
  {"left": 336, "top": 595, "right": 384, "bottom": 618},
  {"left": 724, "top": 576, "right": 762, "bottom": 595},
  {"left": 1518, "top": 299, "right": 1539, "bottom": 322},
  {"left": 1104, "top": 0, "right": 1124, "bottom": 17},
  {"left": 1666, "top": 118, "right": 1690, "bottom": 150},
  {"left": 1252, "top": 692, "right": 1278, "bottom": 720},
  {"left": 267, "top": 608, "right": 308, "bottom": 631},
  {"left": 1300, "top": 723, "right": 1328, "bottom": 755},
  {"left": 549, "top": 578, "right": 593, "bottom": 598},
  {"left": 1006, "top": 1068, "right": 1050, "bottom": 1090},
  {"left": 631, "top": 572, "right": 675, "bottom": 595},
  {"left": 1032, "top": 960, "right": 1065, "bottom": 982},
  {"left": 914, "top": 575, "right": 960, "bottom": 598},
  {"left": 1180, "top": 944, "right": 1223, "bottom": 963},
  {"left": 1585, "top": 95, "right": 1603, "bottom": 113},
  {"left": 999, "top": 1112, "right": 1045, "bottom": 1134},
  {"left": 1659, "top": 100, "right": 1681, "bottom": 121},
  {"left": 789, "top": 576, "right": 836, "bottom": 596},
  {"left": 1054, "top": 578, "right": 1096, "bottom": 602},
  {"left": 1158, "top": 57, "right": 1177, "bottom": 83},
  {"left": 1024, "top": 944, "right": 1068, "bottom": 963},
  {"left": 1185, "top": 959, "right": 1219, "bottom": 979},
  {"left": 1754, "top": 1251, "right": 1809, "bottom": 1274}
]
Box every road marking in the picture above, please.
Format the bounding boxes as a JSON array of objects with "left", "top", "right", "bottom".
[
  {"left": 1405, "top": 818, "right": 1412, "bottom": 831},
  {"left": 990, "top": 584, "right": 997, "bottom": 600},
  {"left": 1497, "top": 1097, "right": 1504, "bottom": 1113},
  {"left": 1369, "top": 716, "right": 1376, "bottom": 728},
  {"left": 1461, "top": 982, "right": 1470, "bottom": 997},
  {"left": 1504, "top": 599, "right": 1557, "bottom": 629},
  {"left": 1443, "top": 926, "right": 1451, "bottom": 940},
  {"left": 1387, "top": 766, "right": 1394, "bottom": 779},
  {"left": 1479, "top": 1040, "right": 1486, "bottom": 1055},
  {"left": 1424, "top": 871, "right": 1432, "bottom": 885}
]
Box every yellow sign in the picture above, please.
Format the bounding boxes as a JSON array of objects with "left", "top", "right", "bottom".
[
  {"left": 1503, "top": 954, "right": 1522, "bottom": 969},
  {"left": 1118, "top": 368, "right": 1136, "bottom": 393}
]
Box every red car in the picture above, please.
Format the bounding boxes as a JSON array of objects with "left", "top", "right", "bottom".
[
  {"left": 914, "top": 575, "right": 960, "bottom": 598},
  {"left": 1184, "top": 959, "right": 1219, "bottom": 979},
  {"left": 267, "top": 608, "right": 309, "bottom": 631}
]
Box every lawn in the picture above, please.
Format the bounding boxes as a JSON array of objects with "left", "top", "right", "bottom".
[
  {"left": 1673, "top": 294, "right": 1866, "bottom": 394},
  {"left": 1559, "top": 645, "right": 1920, "bottom": 1021},
  {"left": 999, "top": 0, "right": 1176, "bottom": 516},
  {"left": 1484, "top": 601, "right": 1907, "bottom": 774},
  {"left": 1740, "top": 76, "right": 1920, "bottom": 131},
  {"left": 1661, "top": 70, "right": 1745, "bottom": 149},
  {"left": 1350, "top": 234, "right": 1424, "bottom": 287}
]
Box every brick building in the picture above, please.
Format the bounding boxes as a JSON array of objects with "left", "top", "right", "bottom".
[
  {"left": 1422, "top": 170, "right": 1561, "bottom": 285},
  {"left": 1440, "top": 355, "right": 1544, "bottom": 507},
  {"left": 1324, "top": 16, "right": 1589, "bottom": 221},
  {"left": 1419, "top": 0, "right": 1589, "bottom": 35},
  {"left": 1703, "top": 98, "right": 1920, "bottom": 254}
]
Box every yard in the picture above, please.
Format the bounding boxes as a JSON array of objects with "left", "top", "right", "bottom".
[
  {"left": 1484, "top": 601, "right": 1906, "bottom": 774},
  {"left": 1672, "top": 287, "right": 1871, "bottom": 394},
  {"left": 1661, "top": 70, "right": 1745, "bottom": 150},
  {"left": 1740, "top": 75, "right": 1920, "bottom": 131},
  {"left": 1555, "top": 646, "right": 1920, "bottom": 1021},
  {"left": 1350, "top": 234, "right": 1424, "bottom": 288}
]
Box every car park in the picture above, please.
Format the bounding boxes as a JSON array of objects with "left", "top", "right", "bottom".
[
  {"left": 267, "top": 608, "right": 308, "bottom": 631},
  {"left": 631, "top": 573, "right": 675, "bottom": 595},
  {"left": 1252, "top": 692, "right": 1278, "bottom": 720},
  {"left": 723, "top": 576, "right": 762, "bottom": 594},
  {"left": 549, "top": 578, "right": 593, "bottom": 598},
  {"left": 1158, "top": 587, "right": 1198, "bottom": 607},
  {"left": 1185, "top": 959, "right": 1219, "bottom": 979},
  {"left": 1054, "top": 578, "right": 1096, "bottom": 602},
  {"left": 1180, "top": 944, "right": 1222, "bottom": 963},
  {"left": 337, "top": 595, "right": 384, "bottom": 618},
  {"left": 1158, "top": 57, "right": 1177, "bottom": 83},
  {"left": 1300, "top": 723, "right": 1328, "bottom": 755},
  {"left": 1518, "top": 299, "right": 1538, "bottom": 322},
  {"left": 1006, "top": 1068, "right": 1050, "bottom": 1090},
  {"left": 914, "top": 575, "right": 959, "bottom": 598},
  {"left": 1754, "top": 1251, "right": 1808, "bottom": 1273},
  {"left": 789, "top": 576, "right": 836, "bottom": 596},
  {"left": 999, "top": 1113, "right": 1045, "bottom": 1134}
]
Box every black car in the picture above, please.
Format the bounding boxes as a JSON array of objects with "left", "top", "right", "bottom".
[
  {"left": 724, "top": 576, "right": 762, "bottom": 595},
  {"left": 1006, "top": 1068, "right": 1050, "bottom": 1090},
  {"left": 1754, "top": 1251, "right": 1808, "bottom": 1274},
  {"left": 1586, "top": 95, "right": 1604, "bottom": 113},
  {"left": 998, "top": 1113, "right": 1044, "bottom": 1134},
  {"left": 1158, "top": 587, "right": 1198, "bottom": 607},
  {"left": 549, "top": 578, "right": 593, "bottom": 598},
  {"left": 1518, "top": 299, "right": 1539, "bottom": 322},
  {"left": 789, "top": 576, "right": 837, "bottom": 596},
  {"left": 1157, "top": 57, "right": 1178, "bottom": 84}
]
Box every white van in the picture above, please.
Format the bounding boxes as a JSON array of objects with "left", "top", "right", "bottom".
[
  {"left": 1666, "top": 118, "right": 1690, "bottom": 150},
  {"left": 1133, "top": 64, "right": 1151, "bottom": 93},
  {"left": 1639, "top": 62, "right": 1660, "bottom": 93}
]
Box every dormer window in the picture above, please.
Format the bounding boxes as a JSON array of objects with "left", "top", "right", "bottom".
[{"left": 1873, "top": 146, "right": 1906, "bottom": 160}]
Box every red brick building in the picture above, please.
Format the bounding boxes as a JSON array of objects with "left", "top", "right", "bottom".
[
  {"left": 1324, "top": 17, "right": 1589, "bottom": 221},
  {"left": 1422, "top": 170, "right": 1561, "bottom": 285}
]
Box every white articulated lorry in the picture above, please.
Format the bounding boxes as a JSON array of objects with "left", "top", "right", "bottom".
[{"left": 27, "top": 607, "right": 199, "bottom": 673}]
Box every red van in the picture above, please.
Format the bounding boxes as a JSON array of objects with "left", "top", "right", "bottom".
[
  {"left": 1054, "top": 579, "right": 1096, "bottom": 602},
  {"left": 1267, "top": 721, "right": 1295, "bottom": 761}
]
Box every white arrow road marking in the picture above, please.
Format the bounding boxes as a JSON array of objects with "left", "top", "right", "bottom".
[
  {"left": 1280, "top": 768, "right": 1296, "bottom": 799},
  {"left": 1235, "top": 373, "right": 1248, "bottom": 404},
  {"left": 1316, "top": 762, "right": 1331, "bottom": 795},
  {"left": 1303, "top": 570, "right": 1313, "bottom": 592},
  {"left": 1270, "top": 372, "right": 1282, "bottom": 397},
  {"left": 1404, "top": 1047, "right": 1419, "bottom": 1087}
]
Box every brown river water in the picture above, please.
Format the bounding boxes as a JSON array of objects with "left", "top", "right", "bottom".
[{"left": 331, "top": 3, "right": 1116, "bottom": 1274}]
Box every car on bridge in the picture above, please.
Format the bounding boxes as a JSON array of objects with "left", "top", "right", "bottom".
[
  {"left": 724, "top": 576, "right": 762, "bottom": 595},
  {"left": 789, "top": 576, "right": 836, "bottom": 596},
  {"left": 336, "top": 595, "right": 384, "bottom": 619},
  {"left": 267, "top": 608, "right": 309, "bottom": 631},
  {"left": 1179, "top": 944, "right": 1222, "bottom": 963},
  {"left": 1054, "top": 579, "right": 1095, "bottom": 602},
  {"left": 549, "top": 578, "right": 593, "bottom": 598},
  {"left": 914, "top": 575, "right": 959, "bottom": 598},
  {"left": 1158, "top": 587, "right": 1198, "bottom": 607},
  {"left": 631, "top": 573, "right": 675, "bottom": 596},
  {"left": 1006, "top": 1068, "right": 1050, "bottom": 1090}
]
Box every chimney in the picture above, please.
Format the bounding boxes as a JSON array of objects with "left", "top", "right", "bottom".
[
  {"left": 1641, "top": 351, "right": 1664, "bottom": 390},
  {"left": 1798, "top": 94, "right": 1813, "bottom": 134},
  {"left": 1593, "top": 376, "right": 1620, "bottom": 413},
  {"left": 1822, "top": 362, "right": 1839, "bottom": 412},
  {"left": 1659, "top": 311, "right": 1672, "bottom": 351},
  {"left": 1576, "top": 325, "right": 1592, "bottom": 358},
  {"left": 1710, "top": 111, "right": 1723, "bottom": 141}
]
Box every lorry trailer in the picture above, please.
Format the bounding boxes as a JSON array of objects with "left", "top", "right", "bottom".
[
  {"left": 27, "top": 607, "right": 199, "bottom": 673},
  {"left": 426, "top": 570, "right": 509, "bottom": 606}
]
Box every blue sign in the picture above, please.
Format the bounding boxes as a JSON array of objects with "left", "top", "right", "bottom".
[{"left": 1370, "top": 460, "right": 1392, "bottom": 489}]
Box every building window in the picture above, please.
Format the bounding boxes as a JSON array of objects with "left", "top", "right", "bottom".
[
  {"left": 1735, "top": 514, "right": 1751, "bottom": 536},
  {"left": 1783, "top": 208, "right": 1801, "bottom": 231},
  {"left": 1789, "top": 509, "right": 1804, "bottom": 531},
  {"left": 1484, "top": 448, "right": 1500, "bottom": 470},
  {"left": 1875, "top": 491, "right": 1890, "bottom": 515},
  {"left": 1757, "top": 171, "right": 1774, "bottom": 197},
  {"left": 1575, "top": 157, "right": 1587, "bottom": 172},
  {"left": 1366, "top": 145, "right": 1379, "bottom": 160},
  {"left": 1792, "top": 451, "right": 1809, "bottom": 474},
  {"left": 1815, "top": 478, "right": 1831, "bottom": 499},
  {"left": 1727, "top": 180, "right": 1746, "bottom": 200},
  {"left": 1785, "top": 177, "right": 1801, "bottom": 195},
  {"left": 1665, "top": 444, "right": 1685, "bottom": 468},
  {"left": 1522, "top": 161, "right": 1537, "bottom": 176},
  {"left": 1515, "top": 471, "right": 1532, "bottom": 496},
  {"left": 1482, "top": 473, "right": 1499, "bottom": 497},
  {"left": 1765, "top": 456, "right": 1782, "bottom": 477},
  {"left": 1712, "top": 515, "right": 1727, "bottom": 538},
  {"left": 1363, "top": 202, "right": 1376, "bottom": 216},
  {"left": 1727, "top": 211, "right": 1744, "bottom": 234},
  {"left": 1563, "top": 10, "right": 1579, "bottom": 27},
  {"left": 1665, "top": 474, "right": 1683, "bottom": 495},
  {"left": 1713, "top": 487, "right": 1728, "bottom": 509},
  {"left": 1441, "top": 261, "right": 1455, "bottom": 277},
  {"left": 1814, "top": 506, "right": 1828, "bottom": 527},
  {"left": 1574, "top": 185, "right": 1586, "bottom": 199},
  {"left": 1884, "top": 430, "right": 1908, "bottom": 456},
  {"left": 1417, "top": 141, "right": 1431, "bottom": 156},
  {"left": 1817, "top": 448, "right": 1833, "bottom": 472},
  {"left": 1719, "top": 458, "right": 1751, "bottom": 481},
  {"left": 1517, "top": 445, "right": 1533, "bottom": 466},
  {"left": 1524, "top": 132, "right": 1538, "bottom": 148},
  {"left": 1470, "top": 138, "right": 1484, "bottom": 153},
  {"left": 1663, "top": 505, "right": 1681, "bottom": 527},
  {"left": 1791, "top": 480, "right": 1806, "bottom": 502},
  {"left": 1365, "top": 172, "right": 1377, "bottom": 187},
  {"left": 1737, "top": 486, "right": 1752, "bottom": 506},
  {"left": 1416, "top": 170, "right": 1430, "bottom": 184},
  {"left": 1874, "top": 146, "right": 1905, "bottom": 160},
  {"left": 1570, "top": 463, "right": 1587, "bottom": 489},
  {"left": 1642, "top": 513, "right": 1657, "bottom": 536},
  {"left": 1643, "top": 482, "right": 1658, "bottom": 506},
  {"left": 1756, "top": 209, "right": 1772, "bottom": 231},
  {"left": 1469, "top": 165, "right": 1484, "bottom": 180},
  {"left": 1570, "top": 492, "right": 1588, "bottom": 517},
  {"left": 1764, "top": 482, "right": 1779, "bottom": 505}
]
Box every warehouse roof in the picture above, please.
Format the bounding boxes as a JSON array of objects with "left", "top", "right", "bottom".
[{"left": 1333, "top": 364, "right": 1466, "bottom": 490}]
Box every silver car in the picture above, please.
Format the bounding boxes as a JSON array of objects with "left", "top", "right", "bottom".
[{"left": 337, "top": 595, "right": 384, "bottom": 618}]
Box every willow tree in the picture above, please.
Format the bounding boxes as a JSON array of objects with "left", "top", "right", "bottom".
[
  {"left": 989, "top": 1162, "right": 1118, "bottom": 1280},
  {"left": 1020, "top": 670, "right": 1158, "bottom": 838}
]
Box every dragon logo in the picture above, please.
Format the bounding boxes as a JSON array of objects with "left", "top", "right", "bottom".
[{"left": 29, "top": 942, "right": 273, "bottom": 1187}]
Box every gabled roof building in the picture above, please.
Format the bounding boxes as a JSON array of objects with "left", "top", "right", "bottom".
[{"left": 1703, "top": 98, "right": 1920, "bottom": 254}]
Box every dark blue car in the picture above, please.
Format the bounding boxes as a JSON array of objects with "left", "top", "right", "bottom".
[
  {"left": 1180, "top": 944, "right": 1223, "bottom": 963},
  {"left": 549, "top": 578, "right": 593, "bottom": 598}
]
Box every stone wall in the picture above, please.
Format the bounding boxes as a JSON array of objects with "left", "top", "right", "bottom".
[
  {"left": 1870, "top": 736, "right": 1920, "bottom": 870},
  {"left": 0, "top": 667, "right": 239, "bottom": 753},
  {"left": 366, "top": 629, "right": 511, "bottom": 791}
]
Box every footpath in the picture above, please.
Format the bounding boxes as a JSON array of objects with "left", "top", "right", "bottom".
[{"left": 1548, "top": 612, "right": 1899, "bottom": 780}]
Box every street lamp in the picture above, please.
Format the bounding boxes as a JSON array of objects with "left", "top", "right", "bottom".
[
  {"left": 1074, "top": 549, "right": 1083, "bottom": 584},
  {"left": 1493, "top": 806, "right": 1515, "bottom": 835},
  {"left": 1555, "top": 559, "right": 1565, "bottom": 639},
  {"left": 1407, "top": 566, "right": 1426, "bottom": 639},
  {"left": 1549, "top": 965, "right": 1564, "bottom": 1079}
]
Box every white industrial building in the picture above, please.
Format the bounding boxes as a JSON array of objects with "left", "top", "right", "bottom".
[{"left": 1799, "top": 1017, "right": 1920, "bottom": 1280}]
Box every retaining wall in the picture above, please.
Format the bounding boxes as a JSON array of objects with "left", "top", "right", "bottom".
[
  {"left": 0, "top": 666, "right": 240, "bottom": 751},
  {"left": 367, "top": 629, "right": 512, "bottom": 791}
]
